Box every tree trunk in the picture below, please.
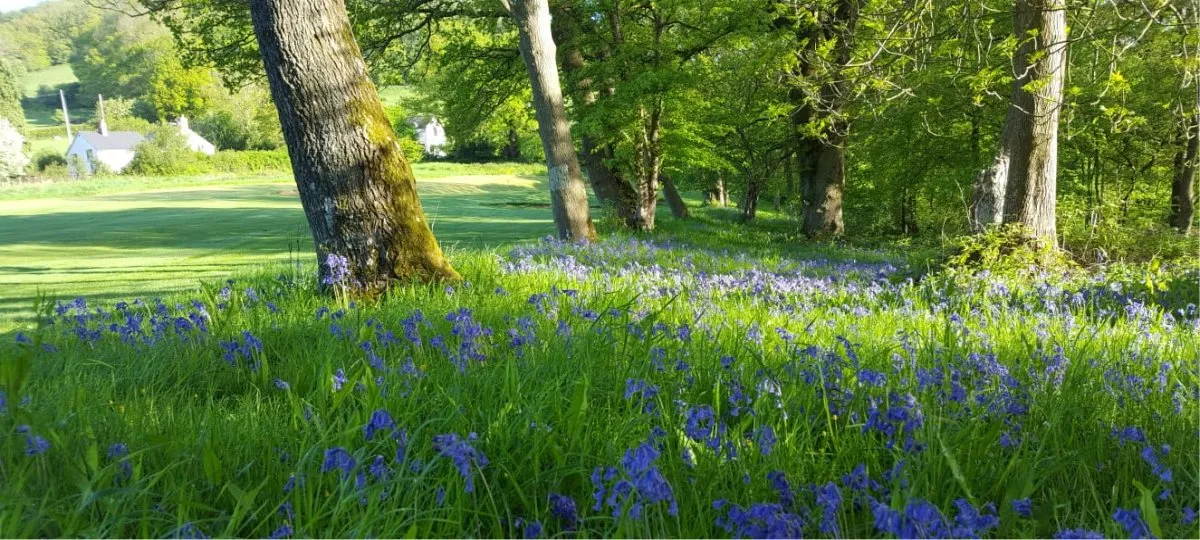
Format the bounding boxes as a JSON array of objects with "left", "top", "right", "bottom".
[
  {"left": 742, "top": 173, "right": 761, "bottom": 222},
  {"left": 1170, "top": 109, "right": 1197, "bottom": 233},
  {"left": 975, "top": 0, "right": 1066, "bottom": 244},
  {"left": 501, "top": 126, "right": 521, "bottom": 160},
  {"left": 794, "top": 0, "right": 856, "bottom": 238},
  {"left": 508, "top": 0, "right": 594, "bottom": 241},
  {"left": 247, "top": 0, "right": 458, "bottom": 291},
  {"left": 803, "top": 128, "right": 846, "bottom": 236},
  {"left": 662, "top": 173, "right": 689, "bottom": 219}
]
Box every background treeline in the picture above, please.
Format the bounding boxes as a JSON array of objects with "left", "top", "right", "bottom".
[{"left": 3, "top": 0, "right": 1196, "bottom": 262}]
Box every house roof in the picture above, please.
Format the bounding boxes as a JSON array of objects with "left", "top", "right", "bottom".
[{"left": 76, "top": 131, "right": 145, "bottom": 151}]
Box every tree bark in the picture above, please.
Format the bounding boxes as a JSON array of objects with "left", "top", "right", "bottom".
[
  {"left": 742, "top": 173, "right": 761, "bottom": 222},
  {"left": 662, "top": 173, "right": 689, "bottom": 219},
  {"left": 1171, "top": 110, "right": 1197, "bottom": 233},
  {"left": 974, "top": 0, "right": 1066, "bottom": 245},
  {"left": 793, "top": 0, "right": 856, "bottom": 238},
  {"left": 508, "top": 0, "right": 594, "bottom": 241},
  {"left": 803, "top": 127, "right": 846, "bottom": 236},
  {"left": 247, "top": 0, "right": 459, "bottom": 291}
]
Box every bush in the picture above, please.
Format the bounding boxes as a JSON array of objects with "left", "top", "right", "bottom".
[
  {"left": 33, "top": 150, "right": 67, "bottom": 171},
  {"left": 207, "top": 150, "right": 291, "bottom": 174},
  {"left": 126, "top": 125, "right": 209, "bottom": 175},
  {"left": 25, "top": 125, "right": 70, "bottom": 140},
  {"left": 942, "top": 224, "right": 1071, "bottom": 278}
]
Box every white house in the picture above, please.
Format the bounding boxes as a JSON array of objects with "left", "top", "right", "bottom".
[
  {"left": 65, "top": 126, "right": 144, "bottom": 175},
  {"left": 408, "top": 115, "right": 447, "bottom": 157},
  {"left": 170, "top": 116, "right": 216, "bottom": 155},
  {"left": 65, "top": 114, "right": 216, "bottom": 174}
]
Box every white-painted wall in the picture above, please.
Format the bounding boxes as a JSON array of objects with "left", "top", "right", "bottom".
[{"left": 65, "top": 137, "right": 136, "bottom": 174}]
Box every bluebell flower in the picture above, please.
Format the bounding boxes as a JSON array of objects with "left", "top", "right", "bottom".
[
  {"left": 1140, "top": 444, "right": 1173, "bottom": 483},
  {"left": 624, "top": 379, "right": 659, "bottom": 413},
  {"left": 754, "top": 425, "right": 777, "bottom": 456},
  {"left": 433, "top": 432, "right": 489, "bottom": 493},
  {"left": 108, "top": 443, "right": 132, "bottom": 481},
  {"left": 332, "top": 368, "right": 347, "bottom": 391},
  {"left": 952, "top": 498, "right": 999, "bottom": 537},
  {"left": 322, "top": 254, "right": 351, "bottom": 286},
  {"left": 548, "top": 492, "right": 579, "bottom": 530},
  {"left": 283, "top": 474, "right": 297, "bottom": 494},
  {"left": 1113, "top": 507, "right": 1152, "bottom": 538},
  {"left": 321, "top": 447, "right": 355, "bottom": 480},
  {"left": 368, "top": 455, "right": 389, "bottom": 480},
  {"left": 1053, "top": 528, "right": 1105, "bottom": 539},
  {"left": 1012, "top": 498, "right": 1032, "bottom": 518},
  {"left": 714, "top": 500, "right": 803, "bottom": 539},
  {"left": 435, "top": 485, "right": 446, "bottom": 506},
  {"left": 23, "top": 427, "right": 49, "bottom": 456},
  {"left": 814, "top": 482, "right": 842, "bottom": 535},
  {"left": 172, "top": 522, "right": 210, "bottom": 539},
  {"left": 767, "top": 471, "right": 795, "bottom": 510},
  {"left": 363, "top": 409, "right": 395, "bottom": 440},
  {"left": 1181, "top": 506, "right": 1196, "bottom": 525},
  {"left": 268, "top": 523, "right": 292, "bottom": 539},
  {"left": 15, "top": 332, "right": 31, "bottom": 344},
  {"left": 273, "top": 379, "right": 290, "bottom": 391}
]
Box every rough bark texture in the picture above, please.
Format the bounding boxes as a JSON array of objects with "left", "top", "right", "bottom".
[
  {"left": 803, "top": 129, "right": 846, "bottom": 236},
  {"left": 1171, "top": 111, "right": 1197, "bottom": 233},
  {"left": 662, "top": 174, "right": 689, "bottom": 219},
  {"left": 247, "top": 0, "right": 459, "bottom": 290},
  {"left": 509, "top": 0, "right": 594, "bottom": 241},
  {"left": 633, "top": 104, "right": 663, "bottom": 231},
  {"left": 974, "top": 0, "right": 1066, "bottom": 244},
  {"left": 1001, "top": 0, "right": 1066, "bottom": 244}
]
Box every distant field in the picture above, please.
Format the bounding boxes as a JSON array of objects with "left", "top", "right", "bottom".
[
  {"left": 21, "top": 64, "right": 92, "bottom": 133},
  {"left": 0, "top": 166, "right": 559, "bottom": 330},
  {"left": 22, "top": 63, "right": 76, "bottom": 98}
]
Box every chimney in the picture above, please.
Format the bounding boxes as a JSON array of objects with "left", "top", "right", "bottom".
[
  {"left": 177, "top": 115, "right": 189, "bottom": 132},
  {"left": 97, "top": 94, "right": 108, "bottom": 136}
]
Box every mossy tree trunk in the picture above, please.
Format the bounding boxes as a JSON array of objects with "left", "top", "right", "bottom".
[
  {"left": 507, "top": 0, "right": 595, "bottom": 241},
  {"left": 247, "top": 0, "right": 459, "bottom": 292}
]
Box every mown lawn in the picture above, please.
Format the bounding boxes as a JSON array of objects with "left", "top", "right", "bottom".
[{"left": 0, "top": 165, "right": 556, "bottom": 331}]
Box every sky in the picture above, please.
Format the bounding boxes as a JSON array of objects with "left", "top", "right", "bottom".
[{"left": 0, "top": 0, "right": 53, "bottom": 13}]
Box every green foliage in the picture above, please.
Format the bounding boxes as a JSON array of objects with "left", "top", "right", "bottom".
[
  {"left": 207, "top": 150, "right": 290, "bottom": 174},
  {"left": 0, "top": 118, "right": 28, "bottom": 177},
  {"left": 147, "top": 57, "right": 217, "bottom": 120},
  {"left": 192, "top": 85, "right": 283, "bottom": 151},
  {"left": 944, "top": 224, "right": 1071, "bottom": 278},
  {"left": 0, "top": 58, "right": 27, "bottom": 135},
  {"left": 126, "top": 125, "right": 206, "bottom": 175},
  {"left": 32, "top": 150, "right": 66, "bottom": 172}
]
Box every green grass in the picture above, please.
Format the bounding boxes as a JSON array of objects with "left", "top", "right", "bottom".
[
  {"left": 0, "top": 166, "right": 562, "bottom": 330},
  {"left": 22, "top": 64, "right": 77, "bottom": 98},
  {"left": 0, "top": 213, "right": 1195, "bottom": 538}
]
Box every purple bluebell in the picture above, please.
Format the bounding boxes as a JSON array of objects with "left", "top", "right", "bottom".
[
  {"left": 548, "top": 492, "right": 579, "bottom": 530},
  {"left": 321, "top": 447, "right": 355, "bottom": 480},
  {"left": 1112, "top": 507, "right": 1152, "bottom": 538},
  {"left": 433, "top": 432, "right": 489, "bottom": 493},
  {"left": 332, "top": 368, "right": 347, "bottom": 391},
  {"left": 814, "top": 481, "right": 842, "bottom": 535},
  {"left": 268, "top": 523, "right": 292, "bottom": 539},
  {"left": 363, "top": 409, "right": 395, "bottom": 440},
  {"left": 1053, "top": 528, "right": 1105, "bottom": 539},
  {"left": 1012, "top": 498, "right": 1032, "bottom": 518}
]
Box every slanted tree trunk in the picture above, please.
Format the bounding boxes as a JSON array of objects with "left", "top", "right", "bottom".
[
  {"left": 662, "top": 173, "right": 689, "bottom": 219},
  {"left": 507, "top": 0, "right": 594, "bottom": 241},
  {"left": 247, "top": 0, "right": 458, "bottom": 291},
  {"left": 1170, "top": 109, "right": 1198, "bottom": 233},
  {"left": 501, "top": 126, "right": 521, "bottom": 160},
  {"left": 974, "top": 0, "right": 1066, "bottom": 245}
]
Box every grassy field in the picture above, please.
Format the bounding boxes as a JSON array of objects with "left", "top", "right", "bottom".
[
  {"left": 0, "top": 165, "right": 558, "bottom": 331},
  {"left": 0, "top": 192, "right": 1195, "bottom": 537}
]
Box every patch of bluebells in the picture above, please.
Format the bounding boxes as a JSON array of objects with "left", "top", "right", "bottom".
[{"left": 592, "top": 440, "right": 678, "bottom": 519}]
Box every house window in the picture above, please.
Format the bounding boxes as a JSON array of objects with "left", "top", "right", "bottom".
[{"left": 86, "top": 149, "right": 94, "bottom": 161}]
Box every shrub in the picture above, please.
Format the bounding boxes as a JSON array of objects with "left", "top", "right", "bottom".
[
  {"left": 207, "top": 150, "right": 291, "bottom": 174},
  {"left": 0, "top": 118, "right": 28, "bottom": 177},
  {"left": 943, "top": 224, "right": 1071, "bottom": 278},
  {"left": 33, "top": 150, "right": 67, "bottom": 171},
  {"left": 126, "top": 125, "right": 209, "bottom": 176}
]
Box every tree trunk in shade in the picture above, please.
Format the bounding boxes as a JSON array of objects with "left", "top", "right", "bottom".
[
  {"left": 1170, "top": 106, "right": 1197, "bottom": 233},
  {"left": 802, "top": 127, "right": 846, "bottom": 236},
  {"left": 247, "top": 0, "right": 459, "bottom": 291},
  {"left": 974, "top": 0, "right": 1066, "bottom": 246},
  {"left": 662, "top": 174, "right": 689, "bottom": 219},
  {"left": 508, "top": 0, "right": 594, "bottom": 241}
]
